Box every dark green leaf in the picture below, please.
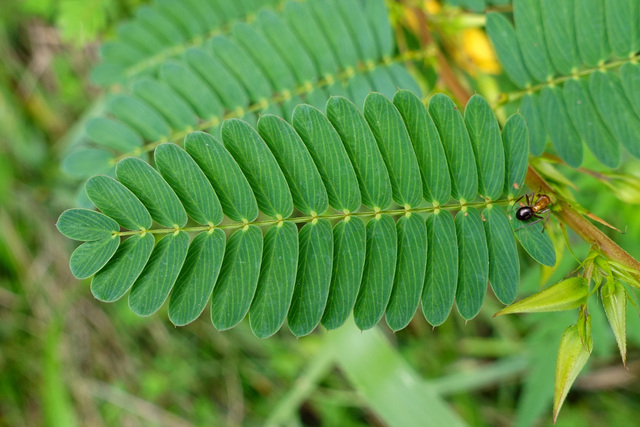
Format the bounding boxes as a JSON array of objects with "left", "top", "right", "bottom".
[
  {"left": 129, "top": 231, "right": 190, "bottom": 316},
  {"left": 308, "top": 0, "right": 359, "bottom": 69},
  {"left": 168, "top": 229, "right": 226, "bottom": 326},
  {"left": 325, "top": 96, "right": 392, "bottom": 210},
  {"left": 502, "top": 114, "right": 529, "bottom": 198},
  {"left": 455, "top": 208, "right": 489, "bottom": 320},
  {"left": 154, "top": 143, "right": 224, "bottom": 225},
  {"left": 364, "top": 92, "right": 423, "bottom": 208},
  {"left": 332, "top": 0, "right": 378, "bottom": 62},
  {"left": 386, "top": 64, "right": 422, "bottom": 97},
  {"left": 486, "top": 12, "right": 532, "bottom": 88},
  {"left": 483, "top": 206, "right": 519, "bottom": 304},
  {"left": 514, "top": 0, "right": 555, "bottom": 82},
  {"left": 422, "top": 211, "right": 458, "bottom": 326},
  {"left": 249, "top": 221, "right": 299, "bottom": 339},
  {"left": 107, "top": 94, "right": 170, "bottom": 141},
  {"left": 589, "top": 71, "right": 640, "bottom": 159},
  {"left": 621, "top": 62, "right": 640, "bottom": 118},
  {"left": 86, "top": 117, "right": 142, "bottom": 152},
  {"left": 386, "top": 213, "right": 427, "bottom": 331},
  {"left": 221, "top": 119, "right": 293, "bottom": 219},
  {"left": 393, "top": 90, "right": 450, "bottom": 205},
  {"left": 428, "top": 94, "right": 478, "bottom": 202},
  {"left": 257, "top": 115, "right": 329, "bottom": 215},
  {"left": 563, "top": 78, "right": 619, "bottom": 168},
  {"left": 510, "top": 206, "right": 556, "bottom": 267},
  {"left": 184, "top": 131, "right": 258, "bottom": 223},
  {"left": 354, "top": 214, "right": 397, "bottom": 330},
  {"left": 57, "top": 208, "right": 119, "bottom": 241},
  {"left": 605, "top": 0, "right": 640, "bottom": 58},
  {"left": 288, "top": 219, "right": 334, "bottom": 337},
  {"left": 575, "top": 0, "right": 610, "bottom": 67},
  {"left": 132, "top": 78, "right": 197, "bottom": 130},
  {"left": 520, "top": 93, "right": 547, "bottom": 156},
  {"left": 364, "top": 0, "right": 393, "bottom": 58},
  {"left": 91, "top": 233, "right": 155, "bottom": 302},
  {"left": 322, "top": 216, "right": 367, "bottom": 330},
  {"left": 69, "top": 237, "right": 120, "bottom": 280},
  {"left": 62, "top": 149, "right": 115, "bottom": 179},
  {"left": 292, "top": 104, "right": 361, "bottom": 213},
  {"left": 115, "top": 157, "right": 188, "bottom": 228},
  {"left": 464, "top": 95, "right": 504, "bottom": 200},
  {"left": 539, "top": 86, "right": 583, "bottom": 167},
  {"left": 368, "top": 67, "right": 397, "bottom": 100},
  {"left": 211, "top": 226, "right": 263, "bottom": 331},
  {"left": 541, "top": 0, "right": 581, "bottom": 75},
  {"left": 86, "top": 175, "right": 152, "bottom": 231}
]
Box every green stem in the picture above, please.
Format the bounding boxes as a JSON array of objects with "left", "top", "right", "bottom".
[{"left": 115, "top": 199, "right": 511, "bottom": 237}]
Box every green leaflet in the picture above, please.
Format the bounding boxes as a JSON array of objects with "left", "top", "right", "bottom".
[
  {"left": 184, "top": 47, "right": 250, "bottom": 111},
  {"left": 332, "top": 0, "right": 378, "bottom": 62},
  {"left": 354, "top": 214, "right": 397, "bottom": 330},
  {"left": 563, "top": 79, "right": 619, "bottom": 168},
  {"left": 184, "top": 131, "right": 258, "bottom": 223},
  {"left": 57, "top": 208, "right": 119, "bottom": 241},
  {"left": 221, "top": 119, "right": 293, "bottom": 219},
  {"left": 540, "top": 86, "right": 584, "bottom": 167},
  {"left": 86, "top": 175, "right": 152, "bottom": 231},
  {"left": 154, "top": 143, "right": 224, "bottom": 226},
  {"left": 309, "top": 0, "right": 359, "bottom": 70},
  {"left": 590, "top": 71, "right": 640, "bottom": 159},
  {"left": 605, "top": 0, "right": 640, "bottom": 58},
  {"left": 455, "top": 208, "right": 489, "bottom": 320},
  {"left": 501, "top": 114, "right": 529, "bottom": 198},
  {"left": 288, "top": 219, "right": 333, "bottom": 337},
  {"left": 541, "top": 0, "right": 581, "bottom": 75},
  {"left": 364, "top": 93, "right": 423, "bottom": 208},
  {"left": 257, "top": 115, "right": 329, "bottom": 215},
  {"left": 69, "top": 236, "right": 120, "bottom": 280},
  {"left": 160, "top": 61, "right": 223, "bottom": 121},
  {"left": 62, "top": 149, "right": 115, "bottom": 179},
  {"left": 292, "top": 104, "right": 361, "bottom": 213},
  {"left": 322, "top": 216, "right": 367, "bottom": 330},
  {"left": 156, "top": 0, "right": 203, "bottom": 38},
  {"left": 249, "top": 221, "right": 299, "bottom": 339},
  {"left": 168, "top": 229, "right": 226, "bottom": 326},
  {"left": 118, "top": 20, "right": 164, "bottom": 53},
  {"left": 621, "top": 63, "right": 640, "bottom": 118},
  {"left": 211, "top": 226, "right": 263, "bottom": 331},
  {"left": 428, "top": 94, "right": 478, "bottom": 203},
  {"left": 256, "top": 10, "right": 316, "bottom": 85},
  {"left": 129, "top": 231, "right": 190, "bottom": 316},
  {"left": 86, "top": 117, "right": 142, "bottom": 152},
  {"left": 184, "top": 0, "right": 219, "bottom": 30},
  {"left": 284, "top": 1, "right": 339, "bottom": 76},
  {"left": 132, "top": 78, "right": 197, "bottom": 130},
  {"left": 347, "top": 72, "right": 373, "bottom": 108},
  {"left": 486, "top": 12, "right": 532, "bottom": 89},
  {"left": 107, "top": 94, "right": 170, "bottom": 141},
  {"left": 496, "top": 277, "right": 588, "bottom": 315},
  {"left": 575, "top": 0, "right": 610, "bottom": 67},
  {"left": 364, "top": 0, "right": 393, "bottom": 58},
  {"left": 602, "top": 280, "right": 627, "bottom": 365},
  {"left": 422, "top": 211, "right": 458, "bottom": 326},
  {"left": 209, "top": 36, "right": 274, "bottom": 104},
  {"left": 386, "top": 213, "right": 427, "bottom": 332},
  {"left": 325, "top": 96, "right": 392, "bottom": 210},
  {"left": 510, "top": 206, "right": 556, "bottom": 267},
  {"left": 483, "top": 206, "right": 519, "bottom": 305},
  {"left": 514, "top": 0, "right": 555, "bottom": 82},
  {"left": 115, "top": 157, "right": 188, "bottom": 228},
  {"left": 393, "top": 90, "right": 450, "bottom": 205},
  {"left": 91, "top": 233, "right": 155, "bottom": 302},
  {"left": 368, "top": 67, "right": 397, "bottom": 100},
  {"left": 464, "top": 95, "right": 504, "bottom": 201},
  {"left": 520, "top": 93, "right": 546, "bottom": 156},
  {"left": 386, "top": 64, "right": 423, "bottom": 98},
  {"left": 233, "top": 23, "right": 296, "bottom": 92}
]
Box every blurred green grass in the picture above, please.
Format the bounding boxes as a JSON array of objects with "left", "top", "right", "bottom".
[{"left": 1, "top": 2, "right": 640, "bottom": 426}]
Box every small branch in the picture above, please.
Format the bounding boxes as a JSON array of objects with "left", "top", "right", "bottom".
[{"left": 525, "top": 166, "right": 640, "bottom": 279}]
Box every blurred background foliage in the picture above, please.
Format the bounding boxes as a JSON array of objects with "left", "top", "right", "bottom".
[{"left": 1, "top": 0, "right": 639, "bottom": 426}]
